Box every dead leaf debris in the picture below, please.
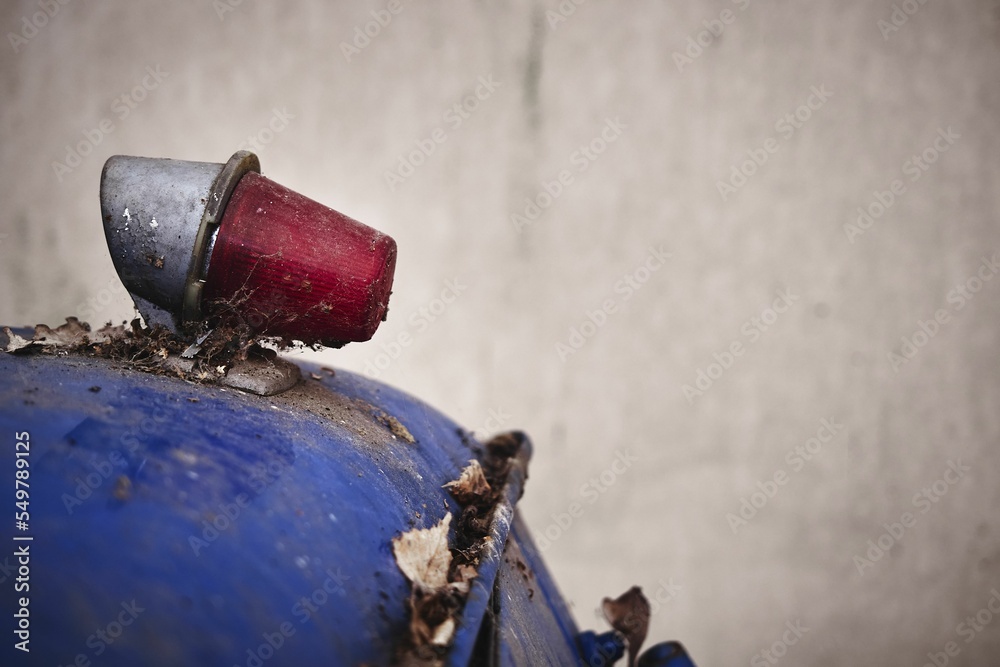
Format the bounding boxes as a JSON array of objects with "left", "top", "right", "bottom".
[
  {"left": 391, "top": 433, "right": 524, "bottom": 665},
  {"left": 377, "top": 412, "right": 416, "bottom": 444},
  {"left": 602, "top": 586, "right": 651, "bottom": 667},
  {"left": 394, "top": 513, "right": 454, "bottom": 591},
  {"left": 1, "top": 316, "right": 300, "bottom": 386},
  {"left": 441, "top": 460, "right": 490, "bottom": 506},
  {"left": 391, "top": 513, "right": 475, "bottom": 656},
  {"left": 3, "top": 317, "right": 120, "bottom": 353}
]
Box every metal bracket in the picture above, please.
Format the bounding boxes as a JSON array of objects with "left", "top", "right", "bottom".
[{"left": 182, "top": 150, "right": 260, "bottom": 323}]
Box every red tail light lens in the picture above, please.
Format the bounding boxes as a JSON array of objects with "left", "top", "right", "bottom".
[{"left": 203, "top": 172, "right": 397, "bottom": 346}]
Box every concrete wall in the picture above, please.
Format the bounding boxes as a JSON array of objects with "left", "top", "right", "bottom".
[{"left": 2, "top": 1, "right": 999, "bottom": 664}]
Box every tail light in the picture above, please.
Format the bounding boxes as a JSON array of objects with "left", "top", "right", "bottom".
[{"left": 100, "top": 150, "right": 396, "bottom": 346}]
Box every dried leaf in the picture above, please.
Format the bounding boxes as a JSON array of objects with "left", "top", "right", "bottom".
[
  {"left": 3, "top": 318, "right": 123, "bottom": 354},
  {"left": 393, "top": 513, "right": 452, "bottom": 590},
  {"left": 32, "top": 317, "right": 91, "bottom": 346},
  {"left": 443, "top": 460, "right": 491, "bottom": 505},
  {"left": 448, "top": 564, "right": 478, "bottom": 595},
  {"left": 392, "top": 440, "right": 525, "bottom": 661},
  {"left": 431, "top": 617, "right": 455, "bottom": 646},
  {"left": 3, "top": 328, "right": 34, "bottom": 353},
  {"left": 602, "top": 586, "right": 651, "bottom": 667},
  {"left": 407, "top": 587, "right": 456, "bottom": 650},
  {"left": 454, "top": 563, "right": 477, "bottom": 583},
  {"left": 90, "top": 323, "right": 125, "bottom": 343}
]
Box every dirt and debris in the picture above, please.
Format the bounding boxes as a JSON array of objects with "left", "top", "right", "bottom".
[
  {"left": 391, "top": 513, "right": 474, "bottom": 651},
  {"left": 376, "top": 411, "right": 415, "bottom": 444},
  {"left": 197, "top": 284, "right": 349, "bottom": 351},
  {"left": 601, "top": 586, "right": 651, "bottom": 667},
  {"left": 503, "top": 553, "right": 536, "bottom": 599},
  {"left": 442, "top": 460, "right": 490, "bottom": 506},
  {"left": 392, "top": 433, "right": 525, "bottom": 665},
  {"left": 145, "top": 253, "right": 165, "bottom": 269},
  {"left": 4, "top": 317, "right": 119, "bottom": 352},
  {"left": 1, "top": 317, "right": 304, "bottom": 388},
  {"left": 112, "top": 475, "right": 133, "bottom": 502}
]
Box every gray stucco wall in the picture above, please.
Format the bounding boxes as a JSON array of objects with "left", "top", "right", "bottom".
[{"left": 2, "top": 1, "right": 999, "bottom": 664}]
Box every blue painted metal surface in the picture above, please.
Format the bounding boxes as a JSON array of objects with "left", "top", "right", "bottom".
[
  {"left": 577, "top": 630, "right": 627, "bottom": 666},
  {"left": 637, "top": 641, "right": 697, "bottom": 667},
  {"left": 0, "top": 351, "right": 590, "bottom": 666}
]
